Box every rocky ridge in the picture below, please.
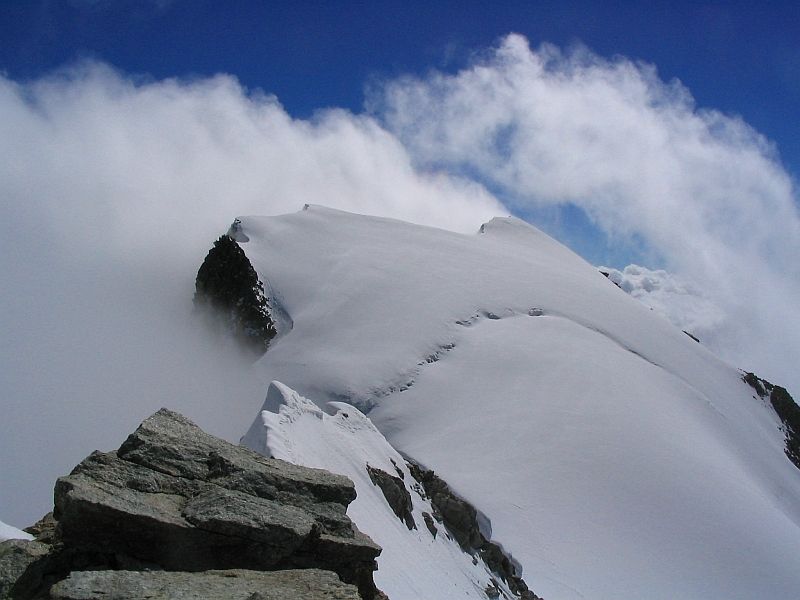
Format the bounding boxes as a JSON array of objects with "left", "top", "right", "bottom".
[
  {"left": 1, "top": 409, "right": 382, "bottom": 600},
  {"left": 406, "top": 462, "right": 538, "bottom": 600},
  {"left": 743, "top": 372, "right": 800, "bottom": 470}
]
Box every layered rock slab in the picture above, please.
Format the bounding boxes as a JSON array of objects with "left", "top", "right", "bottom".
[
  {"left": 49, "top": 569, "right": 360, "bottom": 600},
  {"left": 0, "top": 540, "right": 49, "bottom": 599},
  {"left": 10, "top": 409, "right": 381, "bottom": 599}
]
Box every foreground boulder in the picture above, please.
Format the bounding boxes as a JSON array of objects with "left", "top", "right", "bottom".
[
  {"left": 49, "top": 569, "right": 360, "bottom": 600},
  {"left": 0, "top": 541, "right": 48, "bottom": 598},
  {"left": 4, "top": 409, "right": 381, "bottom": 599}
]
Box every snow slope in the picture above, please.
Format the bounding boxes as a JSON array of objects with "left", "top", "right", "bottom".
[
  {"left": 243, "top": 381, "right": 519, "bottom": 600},
  {"left": 0, "top": 519, "right": 32, "bottom": 542},
  {"left": 237, "top": 205, "right": 800, "bottom": 599}
]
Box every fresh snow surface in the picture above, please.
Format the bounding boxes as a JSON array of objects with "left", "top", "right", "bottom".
[
  {"left": 0, "top": 519, "right": 33, "bottom": 542},
  {"left": 238, "top": 206, "right": 800, "bottom": 600},
  {"left": 243, "top": 381, "right": 516, "bottom": 600}
]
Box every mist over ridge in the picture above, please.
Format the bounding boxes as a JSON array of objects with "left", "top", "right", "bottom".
[{"left": 1, "top": 33, "right": 799, "bottom": 533}]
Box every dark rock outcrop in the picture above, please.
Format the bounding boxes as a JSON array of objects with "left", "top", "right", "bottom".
[
  {"left": 744, "top": 372, "right": 800, "bottom": 469},
  {"left": 682, "top": 330, "right": 700, "bottom": 343},
  {"left": 7, "top": 409, "right": 381, "bottom": 600},
  {"left": 194, "top": 234, "right": 276, "bottom": 355},
  {"left": 598, "top": 270, "right": 622, "bottom": 289},
  {"left": 365, "top": 466, "right": 416, "bottom": 530},
  {"left": 408, "top": 461, "right": 541, "bottom": 600},
  {"left": 407, "top": 463, "right": 479, "bottom": 550},
  {"left": 421, "top": 512, "right": 437, "bottom": 538},
  {"left": 23, "top": 515, "right": 56, "bottom": 546}
]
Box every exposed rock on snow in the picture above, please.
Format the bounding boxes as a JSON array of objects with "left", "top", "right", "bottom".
[
  {"left": 407, "top": 461, "right": 536, "bottom": 599},
  {"left": 244, "top": 380, "right": 540, "bottom": 600},
  {"left": 366, "top": 466, "right": 416, "bottom": 531},
  {"left": 744, "top": 372, "right": 800, "bottom": 470},
  {"left": 4, "top": 409, "right": 380, "bottom": 600},
  {"left": 194, "top": 234, "right": 277, "bottom": 355}
]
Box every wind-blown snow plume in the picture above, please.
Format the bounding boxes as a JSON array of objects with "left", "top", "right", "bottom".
[{"left": 372, "top": 33, "right": 800, "bottom": 393}]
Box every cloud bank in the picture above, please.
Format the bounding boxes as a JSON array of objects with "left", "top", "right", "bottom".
[
  {"left": 0, "top": 62, "right": 501, "bottom": 526},
  {"left": 372, "top": 33, "right": 800, "bottom": 394},
  {"left": 2, "top": 34, "right": 799, "bottom": 526},
  {"left": 599, "top": 265, "right": 726, "bottom": 342}
]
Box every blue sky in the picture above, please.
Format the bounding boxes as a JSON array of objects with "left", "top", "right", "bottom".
[
  {"left": 2, "top": 0, "right": 799, "bottom": 269},
  {"left": 3, "top": 1, "right": 799, "bottom": 178}
]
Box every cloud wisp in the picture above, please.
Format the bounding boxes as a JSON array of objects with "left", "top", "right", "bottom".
[
  {"left": 371, "top": 33, "right": 800, "bottom": 394},
  {"left": 599, "top": 265, "right": 726, "bottom": 342},
  {"left": 0, "top": 61, "right": 502, "bottom": 526}
]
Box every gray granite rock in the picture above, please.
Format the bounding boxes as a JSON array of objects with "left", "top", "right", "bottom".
[
  {"left": 0, "top": 539, "right": 48, "bottom": 599},
  {"left": 10, "top": 409, "right": 381, "bottom": 599},
  {"left": 23, "top": 513, "right": 57, "bottom": 545},
  {"left": 366, "top": 466, "right": 415, "bottom": 530},
  {"left": 408, "top": 460, "right": 539, "bottom": 600},
  {"left": 49, "top": 569, "right": 361, "bottom": 600},
  {"left": 117, "top": 410, "right": 355, "bottom": 506}
]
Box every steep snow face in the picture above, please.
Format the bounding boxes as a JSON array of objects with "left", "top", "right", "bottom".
[
  {"left": 238, "top": 206, "right": 800, "bottom": 600},
  {"left": 243, "top": 381, "right": 519, "bottom": 600},
  {"left": 0, "top": 519, "right": 33, "bottom": 542}
]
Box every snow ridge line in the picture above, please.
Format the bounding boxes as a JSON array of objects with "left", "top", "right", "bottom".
[
  {"left": 365, "top": 306, "right": 724, "bottom": 426},
  {"left": 359, "top": 308, "right": 544, "bottom": 411},
  {"left": 540, "top": 308, "right": 730, "bottom": 421}
]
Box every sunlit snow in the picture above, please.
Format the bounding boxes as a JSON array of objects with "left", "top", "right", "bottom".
[{"left": 239, "top": 206, "right": 800, "bottom": 600}]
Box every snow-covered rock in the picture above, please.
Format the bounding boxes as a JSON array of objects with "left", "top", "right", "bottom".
[{"left": 237, "top": 206, "right": 800, "bottom": 600}]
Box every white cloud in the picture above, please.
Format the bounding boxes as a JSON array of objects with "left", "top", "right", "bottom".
[
  {"left": 0, "top": 61, "right": 502, "bottom": 527},
  {"left": 3, "top": 35, "right": 800, "bottom": 527},
  {"left": 371, "top": 33, "right": 800, "bottom": 395},
  {"left": 599, "top": 265, "right": 726, "bottom": 343}
]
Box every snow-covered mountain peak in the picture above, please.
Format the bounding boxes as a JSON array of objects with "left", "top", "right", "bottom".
[
  {"left": 231, "top": 206, "right": 800, "bottom": 599},
  {"left": 237, "top": 206, "right": 715, "bottom": 405}
]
